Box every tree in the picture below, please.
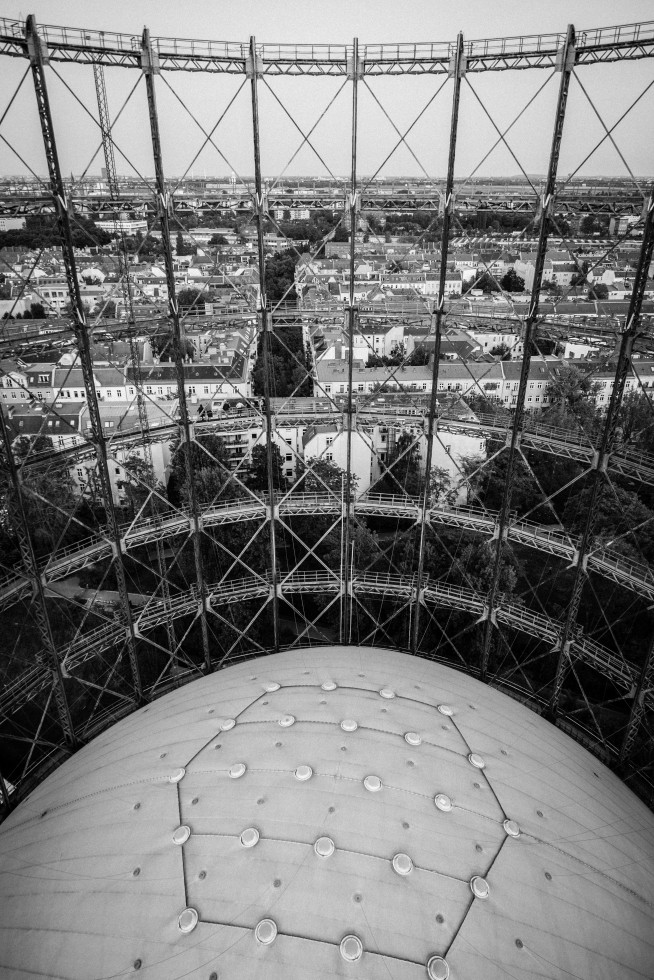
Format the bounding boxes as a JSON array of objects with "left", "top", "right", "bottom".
[
  {"left": 500, "top": 269, "right": 525, "bottom": 293},
  {"left": 490, "top": 343, "right": 511, "bottom": 360},
  {"left": 209, "top": 234, "right": 229, "bottom": 246},
  {"left": 99, "top": 299, "right": 117, "bottom": 319},
  {"left": 247, "top": 443, "right": 284, "bottom": 492},
  {"left": 177, "top": 287, "right": 206, "bottom": 311},
  {"left": 545, "top": 363, "right": 602, "bottom": 410},
  {"left": 167, "top": 434, "right": 234, "bottom": 506},
  {"left": 377, "top": 431, "right": 422, "bottom": 496},
  {"left": 176, "top": 231, "right": 196, "bottom": 257},
  {"left": 298, "top": 457, "right": 357, "bottom": 497},
  {"left": 588, "top": 282, "right": 609, "bottom": 300},
  {"left": 429, "top": 466, "right": 458, "bottom": 506},
  {"left": 30, "top": 302, "right": 46, "bottom": 318},
  {"left": 117, "top": 453, "right": 161, "bottom": 518},
  {"left": 617, "top": 391, "right": 654, "bottom": 455},
  {"left": 464, "top": 271, "right": 500, "bottom": 294},
  {"left": 265, "top": 249, "right": 297, "bottom": 305}
]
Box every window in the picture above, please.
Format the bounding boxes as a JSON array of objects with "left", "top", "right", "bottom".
[
  {"left": 325, "top": 452, "right": 333, "bottom": 462},
  {"left": 106, "top": 390, "right": 111, "bottom": 398},
  {"left": 57, "top": 436, "right": 64, "bottom": 447},
  {"left": 77, "top": 468, "right": 84, "bottom": 479},
  {"left": 204, "top": 386, "right": 209, "bottom": 394},
  {"left": 285, "top": 454, "right": 292, "bottom": 461},
  {"left": 326, "top": 437, "right": 333, "bottom": 446},
  {"left": 104, "top": 420, "right": 114, "bottom": 428},
  {"left": 189, "top": 386, "right": 196, "bottom": 395},
  {"left": 38, "top": 374, "right": 48, "bottom": 384},
  {"left": 115, "top": 467, "right": 120, "bottom": 475}
]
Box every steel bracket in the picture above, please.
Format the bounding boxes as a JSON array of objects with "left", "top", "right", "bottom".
[
  {"left": 555, "top": 39, "right": 576, "bottom": 72},
  {"left": 141, "top": 39, "right": 160, "bottom": 74},
  {"left": 246, "top": 51, "right": 263, "bottom": 78},
  {"left": 346, "top": 53, "right": 364, "bottom": 79},
  {"left": 448, "top": 49, "right": 467, "bottom": 77},
  {"left": 26, "top": 25, "right": 49, "bottom": 65}
]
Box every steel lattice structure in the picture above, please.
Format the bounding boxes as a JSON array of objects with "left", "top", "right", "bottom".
[{"left": 1, "top": 15, "right": 654, "bottom": 816}]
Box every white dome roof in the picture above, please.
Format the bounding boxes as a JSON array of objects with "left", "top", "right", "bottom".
[{"left": 1, "top": 647, "right": 653, "bottom": 979}]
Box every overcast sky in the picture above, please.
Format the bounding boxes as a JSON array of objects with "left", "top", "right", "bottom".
[{"left": 0, "top": 0, "right": 652, "bottom": 184}]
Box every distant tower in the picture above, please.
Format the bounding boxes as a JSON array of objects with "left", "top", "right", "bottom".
[{"left": 230, "top": 171, "right": 236, "bottom": 190}]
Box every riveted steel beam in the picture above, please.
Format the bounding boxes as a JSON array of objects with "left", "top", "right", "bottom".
[
  {"left": 249, "top": 35, "right": 279, "bottom": 651},
  {"left": 141, "top": 27, "right": 212, "bottom": 672},
  {"left": 342, "top": 37, "right": 360, "bottom": 645},
  {"left": 411, "top": 32, "right": 464, "bottom": 655},
  {"left": 26, "top": 15, "right": 143, "bottom": 702},
  {"left": 480, "top": 24, "right": 576, "bottom": 681},
  {"left": 550, "top": 191, "right": 654, "bottom": 718},
  {"left": 0, "top": 408, "right": 75, "bottom": 747}
]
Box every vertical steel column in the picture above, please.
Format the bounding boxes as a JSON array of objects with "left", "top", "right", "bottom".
[
  {"left": 141, "top": 28, "right": 212, "bottom": 671},
  {"left": 620, "top": 633, "right": 654, "bottom": 764},
  {"left": 248, "top": 36, "right": 279, "bottom": 651},
  {"left": 480, "top": 24, "right": 576, "bottom": 681},
  {"left": 0, "top": 409, "right": 75, "bottom": 747},
  {"left": 550, "top": 192, "right": 654, "bottom": 717},
  {"left": 341, "top": 38, "right": 360, "bottom": 645},
  {"left": 411, "top": 33, "right": 464, "bottom": 655},
  {"left": 26, "top": 16, "right": 143, "bottom": 702},
  {"left": 93, "top": 63, "right": 119, "bottom": 200}
]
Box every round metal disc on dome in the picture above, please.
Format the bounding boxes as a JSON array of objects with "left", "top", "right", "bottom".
[
  {"left": 255, "top": 918, "right": 277, "bottom": 945},
  {"left": 279, "top": 714, "right": 295, "bottom": 727},
  {"left": 177, "top": 908, "right": 198, "bottom": 934},
  {"left": 229, "top": 763, "right": 246, "bottom": 779},
  {"left": 392, "top": 852, "right": 413, "bottom": 875},
  {"left": 169, "top": 768, "right": 185, "bottom": 783},
  {"left": 219, "top": 718, "right": 236, "bottom": 731},
  {"left": 172, "top": 825, "right": 191, "bottom": 845},
  {"left": 240, "top": 828, "right": 260, "bottom": 848},
  {"left": 404, "top": 731, "right": 422, "bottom": 745},
  {"left": 340, "top": 935, "right": 363, "bottom": 962},
  {"left": 468, "top": 752, "right": 486, "bottom": 769},
  {"left": 437, "top": 704, "right": 454, "bottom": 716},
  {"left": 363, "top": 774, "right": 382, "bottom": 792},
  {"left": 263, "top": 682, "right": 280, "bottom": 692},
  {"left": 379, "top": 687, "right": 396, "bottom": 699},
  {"left": 470, "top": 876, "right": 490, "bottom": 899},
  {"left": 503, "top": 818, "right": 521, "bottom": 838},
  {"left": 321, "top": 680, "right": 337, "bottom": 691},
  {"left": 314, "top": 836, "right": 335, "bottom": 858},
  {"left": 427, "top": 955, "right": 450, "bottom": 980},
  {"left": 295, "top": 765, "right": 313, "bottom": 781},
  {"left": 341, "top": 718, "right": 358, "bottom": 731},
  {"left": 4, "top": 645, "right": 654, "bottom": 980}
]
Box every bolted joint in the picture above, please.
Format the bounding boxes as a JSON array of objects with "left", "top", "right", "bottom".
[
  {"left": 26, "top": 18, "right": 49, "bottom": 66},
  {"left": 346, "top": 190, "right": 360, "bottom": 214},
  {"left": 157, "top": 190, "right": 171, "bottom": 218},
  {"left": 555, "top": 37, "right": 576, "bottom": 73},
  {"left": 253, "top": 190, "right": 268, "bottom": 216},
  {"left": 438, "top": 189, "right": 455, "bottom": 217},
  {"left": 140, "top": 33, "right": 160, "bottom": 74},
  {"left": 346, "top": 52, "right": 364, "bottom": 80},
  {"left": 246, "top": 50, "right": 263, "bottom": 78}
]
